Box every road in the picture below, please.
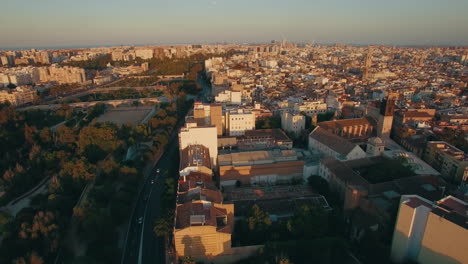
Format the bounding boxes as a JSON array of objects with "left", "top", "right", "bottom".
[
  {"left": 122, "top": 74, "right": 206, "bottom": 264},
  {"left": 121, "top": 119, "right": 181, "bottom": 264}
]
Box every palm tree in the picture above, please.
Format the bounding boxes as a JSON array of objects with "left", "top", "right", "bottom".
[
  {"left": 181, "top": 255, "right": 195, "bottom": 264},
  {"left": 154, "top": 218, "right": 171, "bottom": 238}
]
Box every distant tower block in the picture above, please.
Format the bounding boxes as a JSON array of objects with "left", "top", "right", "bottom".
[{"left": 362, "top": 47, "right": 373, "bottom": 80}]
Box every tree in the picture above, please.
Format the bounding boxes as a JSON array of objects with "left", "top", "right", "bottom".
[
  {"left": 56, "top": 126, "right": 76, "bottom": 146},
  {"left": 39, "top": 128, "right": 52, "bottom": 145},
  {"left": 287, "top": 205, "right": 328, "bottom": 239},
  {"left": 12, "top": 251, "right": 44, "bottom": 264},
  {"left": 153, "top": 214, "right": 172, "bottom": 238},
  {"left": 0, "top": 210, "right": 13, "bottom": 237},
  {"left": 181, "top": 255, "right": 195, "bottom": 264},
  {"left": 256, "top": 116, "right": 281, "bottom": 129},
  {"left": 60, "top": 158, "right": 96, "bottom": 181},
  {"left": 307, "top": 176, "right": 330, "bottom": 196},
  {"left": 78, "top": 126, "right": 121, "bottom": 154},
  {"left": 247, "top": 204, "right": 272, "bottom": 232}
]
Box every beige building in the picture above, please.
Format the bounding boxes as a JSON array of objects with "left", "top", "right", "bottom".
[
  {"left": 225, "top": 108, "right": 255, "bottom": 137},
  {"left": 193, "top": 102, "right": 223, "bottom": 136},
  {"left": 281, "top": 111, "right": 305, "bottom": 135},
  {"left": 391, "top": 195, "right": 468, "bottom": 264},
  {"left": 32, "top": 65, "right": 86, "bottom": 84},
  {"left": 218, "top": 150, "right": 304, "bottom": 186},
  {"left": 293, "top": 100, "right": 327, "bottom": 116},
  {"left": 174, "top": 201, "right": 234, "bottom": 261},
  {"left": 0, "top": 86, "right": 36, "bottom": 106},
  {"left": 423, "top": 141, "right": 468, "bottom": 184},
  {"left": 135, "top": 48, "right": 154, "bottom": 60}
]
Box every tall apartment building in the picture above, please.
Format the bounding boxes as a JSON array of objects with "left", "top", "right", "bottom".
[
  {"left": 423, "top": 141, "right": 468, "bottom": 184},
  {"left": 281, "top": 111, "right": 305, "bottom": 135},
  {"left": 193, "top": 102, "right": 223, "bottom": 136},
  {"left": 135, "top": 49, "right": 154, "bottom": 60},
  {"left": 34, "top": 51, "right": 50, "bottom": 64},
  {"left": 0, "top": 72, "right": 33, "bottom": 86},
  {"left": 45, "top": 65, "right": 86, "bottom": 84},
  {"left": 225, "top": 109, "right": 255, "bottom": 137},
  {"left": 391, "top": 195, "right": 467, "bottom": 264},
  {"left": 0, "top": 56, "right": 13, "bottom": 66},
  {"left": 179, "top": 122, "right": 218, "bottom": 167},
  {"left": 0, "top": 86, "right": 35, "bottom": 106}
]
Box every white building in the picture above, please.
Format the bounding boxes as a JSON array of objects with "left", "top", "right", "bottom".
[
  {"left": 135, "top": 49, "right": 154, "bottom": 60},
  {"left": 225, "top": 109, "right": 255, "bottom": 137},
  {"left": 281, "top": 112, "right": 305, "bottom": 135},
  {"left": 214, "top": 90, "right": 242, "bottom": 105},
  {"left": 294, "top": 100, "right": 327, "bottom": 116},
  {"left": 391, "top": 195, "right": 468, "bottom": 264},
  {"left": 179, "top": 123, "right": 218, "bottom": 167}
]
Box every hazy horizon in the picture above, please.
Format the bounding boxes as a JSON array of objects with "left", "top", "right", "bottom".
[{"left": 1, "top": 0, "right": 468, "bottom": 49}]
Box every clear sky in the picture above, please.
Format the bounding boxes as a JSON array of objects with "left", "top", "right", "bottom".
[{"left": 1, "top": 0, "right": 467, "bottom": 48}]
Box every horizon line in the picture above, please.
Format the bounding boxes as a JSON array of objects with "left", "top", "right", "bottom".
[{"left": 1, "top": 41, "right": 467, "bottom": 51}]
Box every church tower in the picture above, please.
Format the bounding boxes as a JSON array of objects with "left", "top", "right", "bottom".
[{"left": 376, "top": 96, "right": 396, "bottom": 140}]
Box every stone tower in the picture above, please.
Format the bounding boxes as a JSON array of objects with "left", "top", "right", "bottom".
[
  {"left": 366, "top": 137, "right": 385, "bottom": 156},
  {"left": 377, "top": 96, "right": 396, "bottom": 139}
]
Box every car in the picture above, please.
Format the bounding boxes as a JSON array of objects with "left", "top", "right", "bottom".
[
  {"left": 156, "top": 168, "right": 160, "bottom": 174},
  {"left": 137, "top": 217, "right": 143, "bottom": 224},
  {"left": 150, "top": 180, "right": 155, "bottom": 185}
]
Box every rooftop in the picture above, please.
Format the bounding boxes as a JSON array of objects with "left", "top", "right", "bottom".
[
  {"left": 175, "top": 201, "right": 232, "bottom": 233},
  {"left": 428, "top": 141, "right": 468, "bottom": 161},
  {"left": 218, "top": 149, "right": 298, "bottom": 166},
  {"left": 309, "top": 127, "right": 360, "bottom": 156},
  {"left": 179, "top": 144, "right": 211, "bottom": 171}
]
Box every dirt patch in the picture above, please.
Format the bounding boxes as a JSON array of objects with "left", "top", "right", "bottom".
[{"left": 96, "top": 106, "right": 153, "bottom": 125}]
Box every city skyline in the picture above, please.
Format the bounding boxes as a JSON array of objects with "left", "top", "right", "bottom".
[{"left": 1, "top": 0, "right": 468, "bottom": 49}]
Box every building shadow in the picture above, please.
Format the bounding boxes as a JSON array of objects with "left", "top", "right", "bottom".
[{"left": 181, "top": 235, "right": 206, "bottom": 259}]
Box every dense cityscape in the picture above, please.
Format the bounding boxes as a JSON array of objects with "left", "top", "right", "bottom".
[
  {"left": 1, "top": 1, "right": 468, "bottom": 264},
  {"left": 0, "top": 41, "right": 466, "bottom": 264}
]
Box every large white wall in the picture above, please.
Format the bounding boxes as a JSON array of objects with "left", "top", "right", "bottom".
[{"left": 179, "top": 125, "right": 218, "bottom": 167}]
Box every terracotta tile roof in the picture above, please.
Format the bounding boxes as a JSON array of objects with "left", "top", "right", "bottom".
[
  {"left": 175, "top": 201, "right": 230, "bottom": 232},
  {"left": 318, "top": 117, "right": 372, "bottom": 130},
  {"left": 403, "top": 111, "right": 434, "bottom": 118},
  {"left": 179, "top": 144, "right": 211, "bottom": 171},
  {"left": 177, "top": 187, "right": 223, "bottom": 204},
  {"left": 309, "top": 127, "right": 359, "bottom": 156}
]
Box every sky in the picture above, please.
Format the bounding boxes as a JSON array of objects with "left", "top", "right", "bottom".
[{"left": 1, "top": 0, "right": 467, "bottom": 49}]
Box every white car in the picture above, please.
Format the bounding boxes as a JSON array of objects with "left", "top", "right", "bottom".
[{"left": 156, "top": 169, "right": 160, "bottom": 174}]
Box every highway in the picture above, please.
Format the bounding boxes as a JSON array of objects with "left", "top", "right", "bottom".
[
  {"left": 121, "top": 130, "right": 179, "bottom": 264},
  {"left": 121, "top": 73, "right": 206, "bottom": 264}
]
